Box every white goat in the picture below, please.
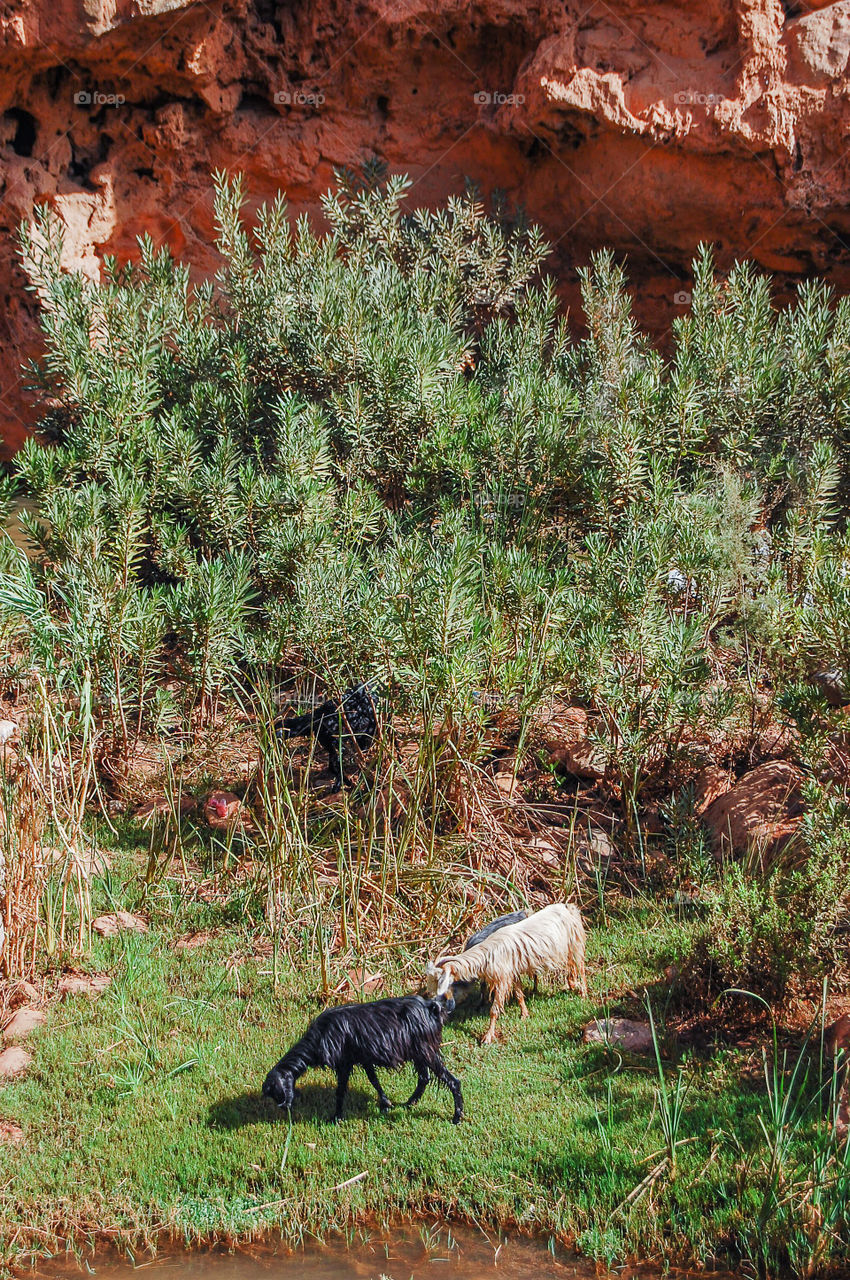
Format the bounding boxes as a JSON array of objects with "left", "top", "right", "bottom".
[{"left": 425, "top": 903, "right": 588, "bottom": 1044}]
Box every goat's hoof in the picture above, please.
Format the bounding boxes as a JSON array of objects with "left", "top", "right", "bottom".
[
  {"left": 452, "top": 1113, "right": 464, "bottom": 1125},
  {"left": 330, "top": 1115, "right": 343, "bottom": 1125}
]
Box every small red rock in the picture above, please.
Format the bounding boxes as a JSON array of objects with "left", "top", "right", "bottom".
[
  {"left": 134, "top": 795, "right": 198, "bottom": 822},
  {"left": 538, "top": 704, "right": 607, "bottom": 781},
  {"left": 0, "top": 1046, "right": 32, "bottom": 1079},
  {"left": 825, "top": 1015, "right": 850, "bottom": 1139},
  {"left": 693, "top": 765, "right": 731, "bottom": 814},
  {"left": 583, "top": 1018, "right": 656, "bottom": 1055},
  {"left": 335, "top": 967, "right": 383, "bottom": 996},
  {"left": 92, "top": 911, "right": 148, "bottom": 937},
  {"left": 2, "top": 1008, "right": 45, "bottom": 1042},
  {"left": 9, "top": 980, "right": 39, "bottom": 1008},
  {"left": 57, "top": 973, "right": 112, "bottom": 999},
  {"left": 493, "top": 773, "right": 521, "bottom": 800},
  {"left": 44, "top": 845, "right": 111, "bottom": 878},
  {"left": 174, "top": 931, "right": 213, "bottom": 950}
]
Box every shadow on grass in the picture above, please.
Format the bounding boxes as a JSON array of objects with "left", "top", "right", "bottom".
[
  {"left": 445, "top": 997, "right": 489, "bottom": 1027},
  {"left": 208, "top": 1080, "right": 450, "bottom": 1130},
  {"left": 447, "top": 987, "right": 594, "bottom": 1048},
  {"left": 208, "top": 1091, "right": 273, "bottom": 1130}
]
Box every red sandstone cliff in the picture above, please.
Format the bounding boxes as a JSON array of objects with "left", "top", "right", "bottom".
[{"left": 0, "top": 0, "right": 849, "bottom": 451}]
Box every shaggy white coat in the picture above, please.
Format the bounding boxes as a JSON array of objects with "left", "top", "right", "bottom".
[{"left": 425, "top": 902, "right": 588, "bottom": 1043}]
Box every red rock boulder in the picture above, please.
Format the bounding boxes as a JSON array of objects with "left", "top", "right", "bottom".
[
  {"left": 538, "top": 705, "right": 606, "bottom": 782},
  {"left": 825, "top": 1014, "right": 850, "bottom": 1138},
  {"left": 701, "top": 761, "right": 804, "bottom": 858},
  {"left": 693, "top": 764, "right": 732, "bottom": 814}
]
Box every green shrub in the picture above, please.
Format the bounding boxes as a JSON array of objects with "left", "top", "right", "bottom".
[
  {"left": 4, "top": 167, "right": 850, "bottom": 830},
  {"left": 683, "top": 790, "right": 850, "bottom": 1002}
]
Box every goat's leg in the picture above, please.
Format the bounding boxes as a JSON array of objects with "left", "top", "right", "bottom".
[
  {"left": 431, "top": 1056, "right": 464, "bottom": 1124},
  {"left": 363, "top": 1064, "right": 392, "bottom": 1113},
  {"left": 570, "top": 953, "right": 588, "bottom": 998},
  {"left": 326, "top": 739, "right": 344, "bottom": 792},
  {"left": 332, "top": 1063, "right": 352, "bottom": 1123},
  {"left": 404, "top": 1063, "right": 430, "bottom": 1108},
  {"left": 481, "top": 990, "right": 506, "bottom": 1045},
  {"left": 514, "top": 983, "right": 529, "bottom": 1019}
]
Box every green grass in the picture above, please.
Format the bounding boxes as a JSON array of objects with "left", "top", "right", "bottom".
[{"left": 3, "top": 865, "right": 830, "bottom": 1277}]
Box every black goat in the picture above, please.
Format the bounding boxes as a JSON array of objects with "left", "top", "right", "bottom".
[
  {"left": 262, "top": 995, "right": 464, "bottom": 1124},
  {"left": 449, "top": 910, "right": 530, "bottom": 1007},
  {"left": 276, "top": 680, "right": 382, "bottom": 791},
  {"left": 466, "top": 910, "right": 529, "bottom": 950}
]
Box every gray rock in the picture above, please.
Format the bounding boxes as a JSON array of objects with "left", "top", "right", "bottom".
[{"left": 811, "top": 669, "right": 850, "bottom": 708}]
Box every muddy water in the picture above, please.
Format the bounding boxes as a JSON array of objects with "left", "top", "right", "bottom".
[{"left": 34, "top": 1225, "right": 605, "bottom": 1280}]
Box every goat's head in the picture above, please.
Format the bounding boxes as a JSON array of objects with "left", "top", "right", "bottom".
[
  {"left": 424, "top": 959, "right": 456, "bottom": 1001},
  {"left": 262, "top": 1066, "right": 295, "bottom": 1110},
  {"left": 423, "top": 960, "right": 443, "bottom": 998}
]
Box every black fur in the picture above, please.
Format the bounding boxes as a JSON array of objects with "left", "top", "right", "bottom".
[
  {"left": 465, "top": 910, "right": 529, "bottom": 951},
  {"left": 262, "top": 995, "right": 463, "bottom": 1124},
  {"left": 450, "top": 910, "right": 530, "bottom": 1007},
  {"left": 276, "top": 680, "right": 382, "bottom": 791}
]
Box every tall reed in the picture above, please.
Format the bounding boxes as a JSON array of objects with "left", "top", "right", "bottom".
[{"left": 0, "top": 673, "right": 100, "bottom": 977}]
